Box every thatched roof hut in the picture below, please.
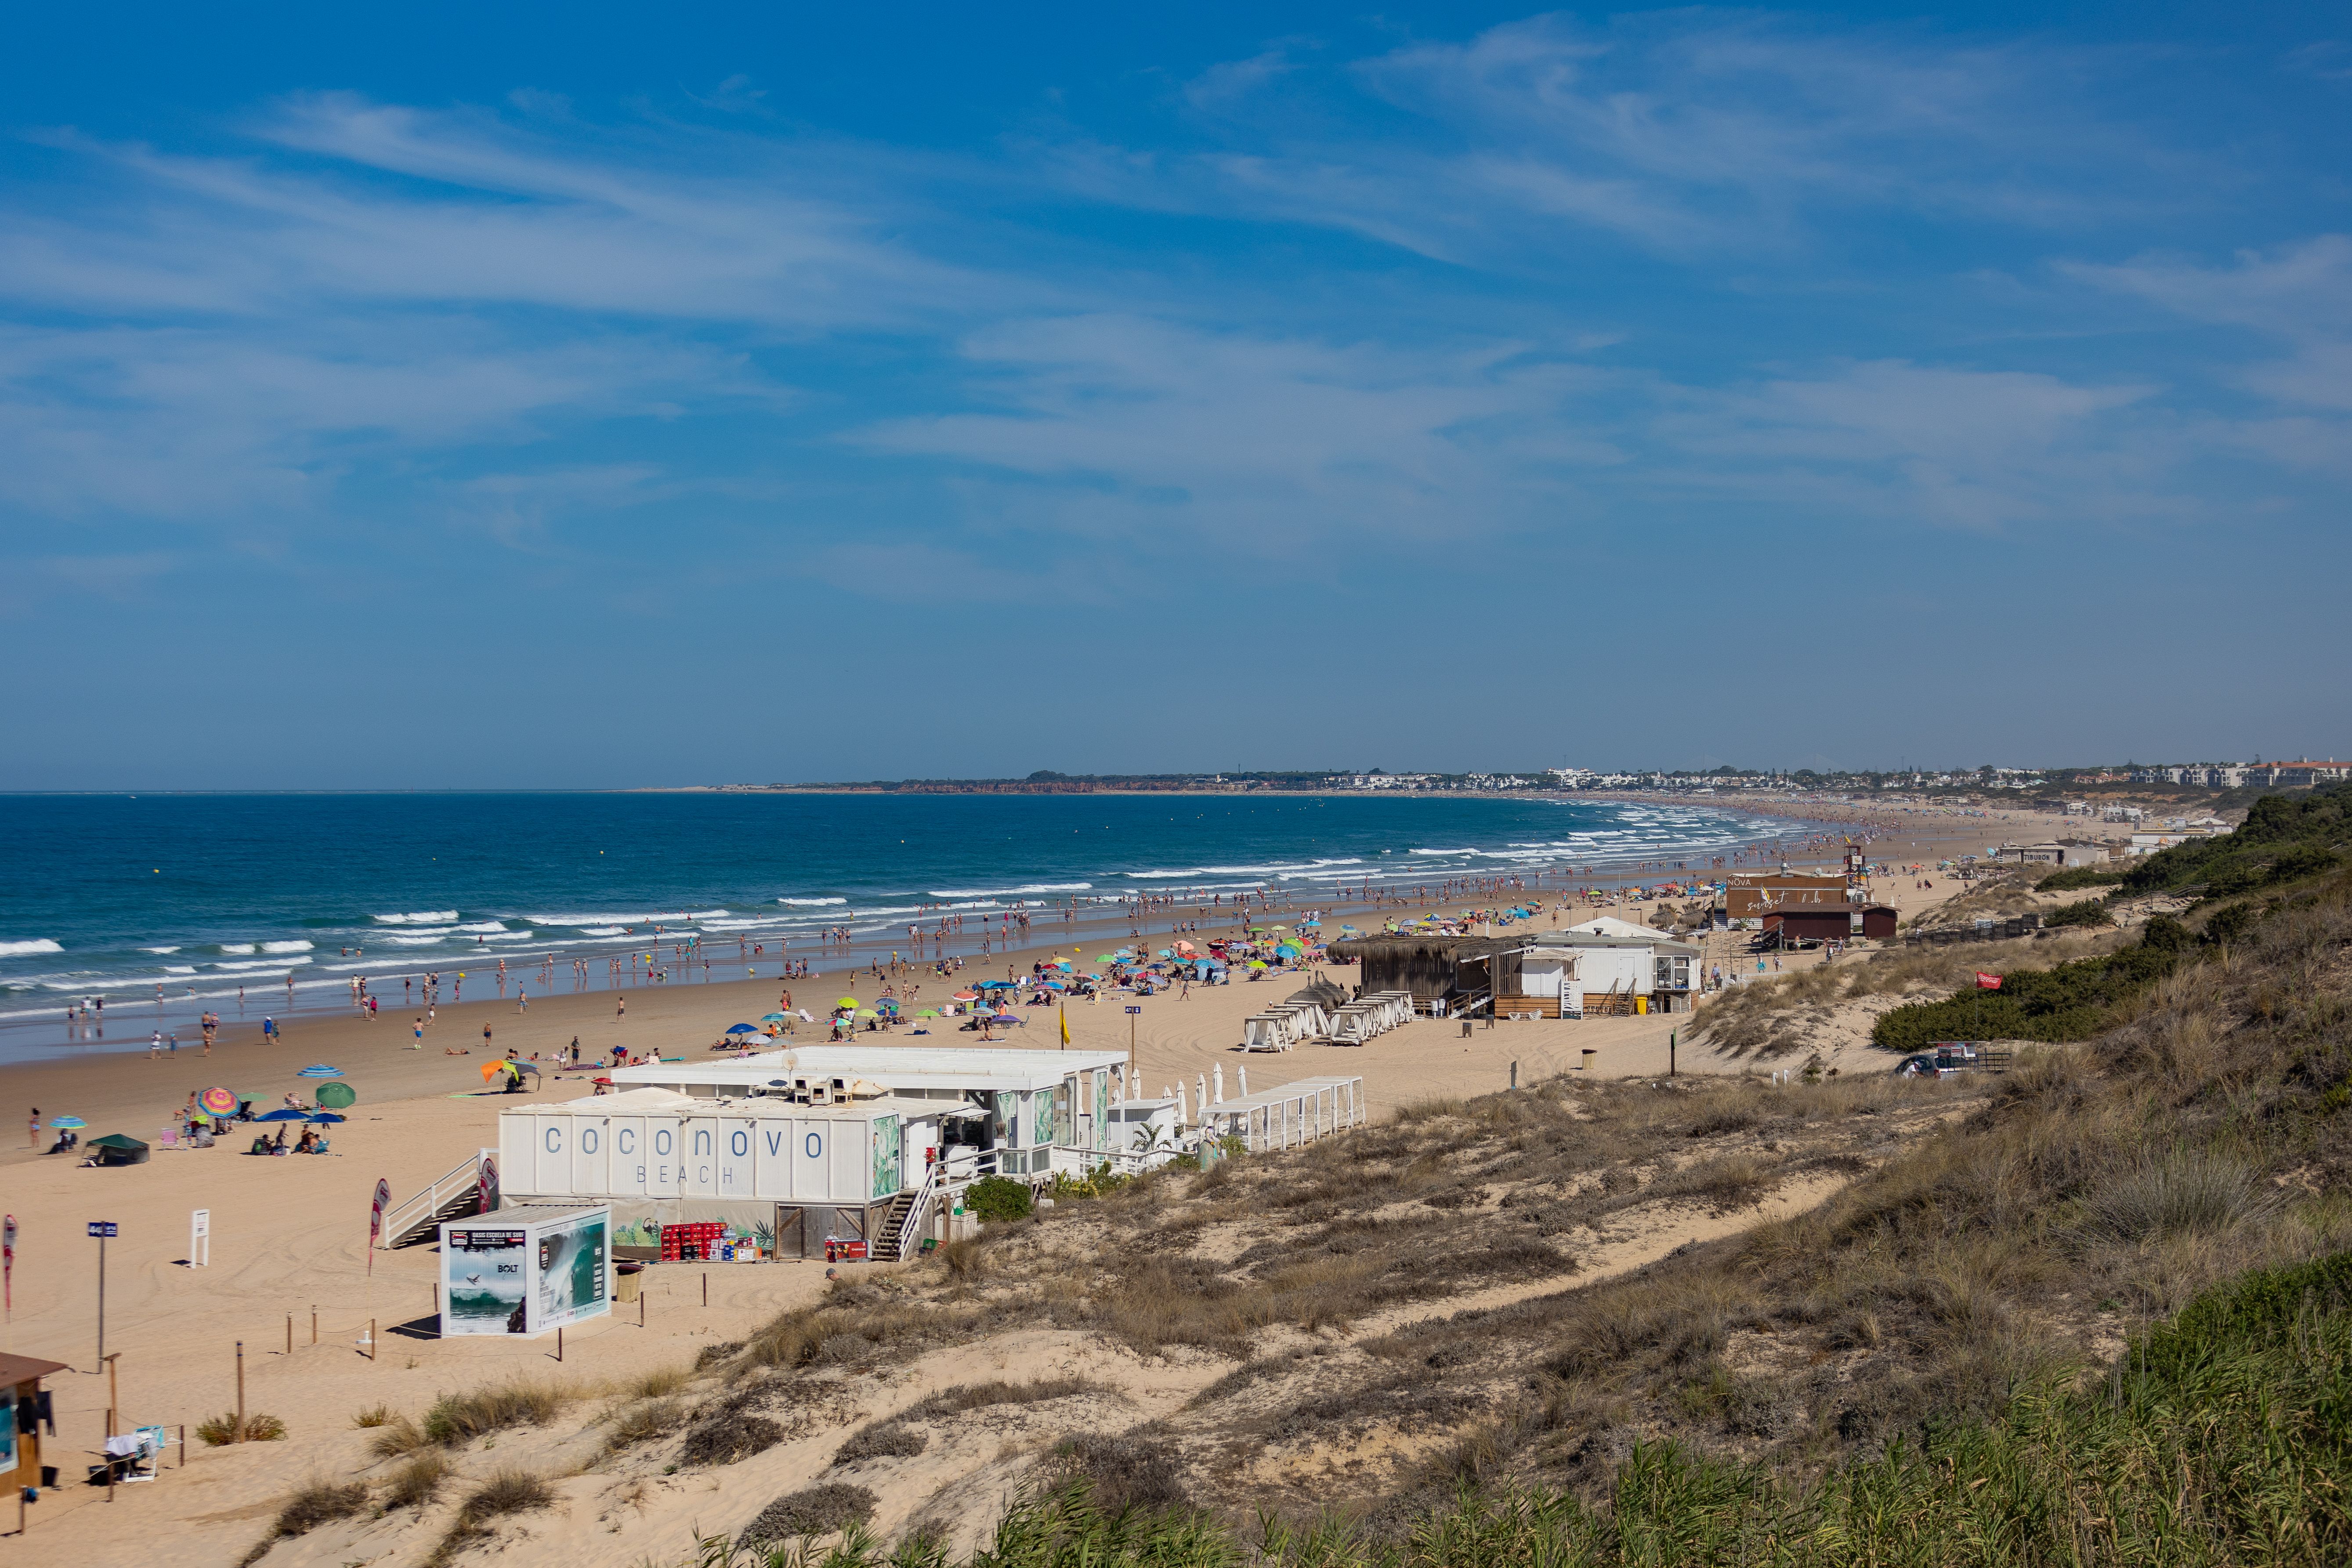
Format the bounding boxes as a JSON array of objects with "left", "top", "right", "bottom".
[{"left": 1326, "top": 934, "right": 1527, "bottom": 1004}]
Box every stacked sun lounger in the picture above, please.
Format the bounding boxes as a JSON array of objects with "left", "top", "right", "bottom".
[{"left": 1323, "top": 990, "right": 1415, "bottom": 1045}]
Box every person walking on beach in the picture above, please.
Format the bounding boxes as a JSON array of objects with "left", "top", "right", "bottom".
[
  {"left": 616, "top": 996, "right": 626, "bottom": 1019},
  {"left": 483, "top": 1023, "right": 494, "bottom": 1052},
  {"left": 29, "top": 1106, "right": 40, "bottom": 1151}
]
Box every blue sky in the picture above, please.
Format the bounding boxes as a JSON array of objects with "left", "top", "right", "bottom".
[{"left": 2, "top": 3, "right": 2347, "bottom": 788}]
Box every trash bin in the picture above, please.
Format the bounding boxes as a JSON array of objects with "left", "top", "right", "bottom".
[
  {"left": 614, "top": 1261, "right": 643, "bottom": 1304},
  {"left": 1635, "top": 996, "right": 1648, "bottom": 1015}
]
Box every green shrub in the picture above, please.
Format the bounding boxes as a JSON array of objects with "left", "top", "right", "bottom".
[
  {"left": 1873, "top": 937, "right": 2182, "bottom": 1051},
  {"left": 964, "top": 1176, "right": 1033, "bottom": 1223},
  {"left": 2038, "top": 865, "right": 2124, "bottom": 893},
  {"left": 2042, "top": 897, "right": 2113, "bottom": 928}
]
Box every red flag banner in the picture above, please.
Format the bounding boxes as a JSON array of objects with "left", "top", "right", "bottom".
[{"left": 1975, "top": 971, "right": 2003, "bottom": 990}]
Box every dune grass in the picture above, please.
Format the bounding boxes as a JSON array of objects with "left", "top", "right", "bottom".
[{"left": 690, "top": 1249, "right": 2352, "bottom": 1566}]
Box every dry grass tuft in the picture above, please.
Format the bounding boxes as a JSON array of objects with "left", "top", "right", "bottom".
[
  {"left": 740, "top": 1482, "right": 875, "bottom": 1544},
  {"left": 384, "top": 1450, "right": 453, "bottom": 1510}
]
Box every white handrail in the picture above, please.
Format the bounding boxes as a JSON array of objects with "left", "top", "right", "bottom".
[{"left": 375, "top": 1150, "right": 482, "bottom": 1248}]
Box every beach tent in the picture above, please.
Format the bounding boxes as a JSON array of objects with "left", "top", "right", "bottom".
[{"left": 87, "top": 1133, "right": 150, "bottom": 1166}]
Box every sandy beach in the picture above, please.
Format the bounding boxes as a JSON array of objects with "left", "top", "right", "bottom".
[{"left": 0, "top": 805, "right": 2034, "bottom": 1563}]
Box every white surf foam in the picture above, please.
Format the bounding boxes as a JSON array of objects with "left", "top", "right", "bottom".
[
  {"left": 217, "top": 943, "right": 255, "bottom": 955},
  {"left": 142, "top": 945, "right": 181, "bottom": 954},
  {"left": 456, "top": 921, "right": 507, "bottom": 934},
  {"left": 263, "top": 940, "right": 315, "bottom": 953},
  {"left": 374, "top": 910, "right": 460, "bottom": 924},
  {"left": 528, "top": 911, "right": 694, "bottom": 926},
  {"left": 777, "top": 898, "right": 847, "bottom": 907},
  {"left": 0, "top": 939, "right": 63, "bottom": 957},
  {"left": 926, "top": 883, "right": 1093, "bottom": 898}
]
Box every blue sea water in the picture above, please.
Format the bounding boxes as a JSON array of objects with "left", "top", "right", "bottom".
[{"left": 0, "top": 791, "right": 1799, "bottom": 1055}]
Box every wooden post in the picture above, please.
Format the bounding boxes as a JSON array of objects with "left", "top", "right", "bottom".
[
  {"left": 105, "top": 1353, "right": 119, "bottom": 1439},
  {"left": 180, "top": 1423, "right": 186, "bottom": 1469},
  {"left": 369, "top": 1319, "right": 376, "bottom": 1362},
  {"left": 1670, "top": 1030, "right": 1677, "bottom": 1078},
  {"left": 311, "top": 1307, "right": 318, "bottom": 1345},
  {"left": 702, "top": 1272, "right": 708, "bottom": 1307},
  {"left": 235, "top": 1340, "right": 245, "bottom": 1441},
  {"left": 556, "top": 1326, "right": 563, "bottom": 1362},
  {"left": 286, "top": 1312, "right": 292, "bottom": 1354},
  {"left": 639, "top": 1291, "right": 645, "bottom": 1328}
]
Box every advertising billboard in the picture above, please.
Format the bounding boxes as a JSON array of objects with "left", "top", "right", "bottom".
[
  {"left": 442, "top": 1225, "right": 527, "bottom": 1336},
  {"left": 532, "top": 1209, "right": 609, "bottom": 1334}
]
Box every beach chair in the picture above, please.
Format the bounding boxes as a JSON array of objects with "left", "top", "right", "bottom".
[{"left": 157, "top": 1129, "right": 180, "bottom": 1149}]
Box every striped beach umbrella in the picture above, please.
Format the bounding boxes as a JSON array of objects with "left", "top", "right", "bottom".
[{"left": 296, "top": 1064, "right": 344, "bottom": 1079}]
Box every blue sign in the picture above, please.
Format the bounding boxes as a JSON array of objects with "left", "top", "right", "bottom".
[
  {"left": 1125, "top": 1006, "right": 1142, "bottom": 1014},
  {"left": 87, "top": 1221, "right": 118, "bottom": 1238}
]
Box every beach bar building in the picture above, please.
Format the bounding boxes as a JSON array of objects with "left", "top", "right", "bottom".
[
  {"left": 501, "top": 1045, "right": 1144, "bottom": 1260},
  {"left": 1331, "top": 926, "right": 1701, "bottom": 1018}
]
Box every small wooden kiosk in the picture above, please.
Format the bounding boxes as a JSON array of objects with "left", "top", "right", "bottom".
[{"left": 3, "top": 1350, "right": 70, "bottom": 1523}]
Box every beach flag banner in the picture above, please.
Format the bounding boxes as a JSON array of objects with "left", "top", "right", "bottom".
[
  {"left": 369, "top": 1179, "right": 391, "bottom": 1274},
  {"left": 1975, "top": 972, "right": 2003, "bottom": 990}
]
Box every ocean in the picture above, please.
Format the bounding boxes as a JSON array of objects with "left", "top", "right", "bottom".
[{"left": 0, "top": 791, "right": 1802, "bottom": 1058}]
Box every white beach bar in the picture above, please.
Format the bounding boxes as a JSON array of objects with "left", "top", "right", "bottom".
[
  {"left": 1201, "top": 1074, "right": 1366, "bottom": 1154},
  {"left": 601, "top": 1043, "right": 1137, "bottom": 1176}
]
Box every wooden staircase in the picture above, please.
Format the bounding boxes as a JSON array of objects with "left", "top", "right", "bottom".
[{"left": 868, "top": 1190, "right": 919, "bottom": 1262}]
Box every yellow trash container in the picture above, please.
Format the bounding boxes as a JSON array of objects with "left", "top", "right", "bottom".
[{"left": 1635, "top": 996, "right": 1648, "bottom": 1015}]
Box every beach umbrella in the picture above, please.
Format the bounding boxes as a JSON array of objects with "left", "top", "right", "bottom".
[
  {"left": 724, "top": 1023, "right": 761, "bottom": 1035},
  {"left": 296, "top": 1064, "right": 344, "bottom": 1079},
  {"left": 915, "top": 1008, "right": 939, "bottom": 1017},
  {"left": 196, "top": 1087, "right": 239, "bottom": 1118},
  {"left": 1043, "top": 979, "right": 1065, "bottom": 990},
  {"left": 315, "top": 1082, "right": 357, "bottom": 1110},
  {"left": 307, "top": 1111, "right": 345, "bottom": 1124},
  {"left": 256, "top": 1108, "right": 308, "bottom": 1122},
  {"left": 855, "top": 1009, "right": 878, "bottom": 1018},
  {"left": 50, "top": 1115, "right": 86, "bottom": 1130},
  {"left": 952, "top": 990, "right": 979, "bottom": 1002},
  {"left": 760, "top": 1012, "right": 789, "bottom": 1022},
  {"left": 836, "top": 996, "right": 860, "bottom": 1008}
]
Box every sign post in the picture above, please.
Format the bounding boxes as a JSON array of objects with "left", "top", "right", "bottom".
[
  {"left": 87, "top": 1221, "right": 117, "bottom": 1363},
  {"left": 189, "top": 1209, "right": 210, "bottom": 1268},
  {"left": 1125, "top": 1006, "right": 1142, "bottom": 1094}
]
